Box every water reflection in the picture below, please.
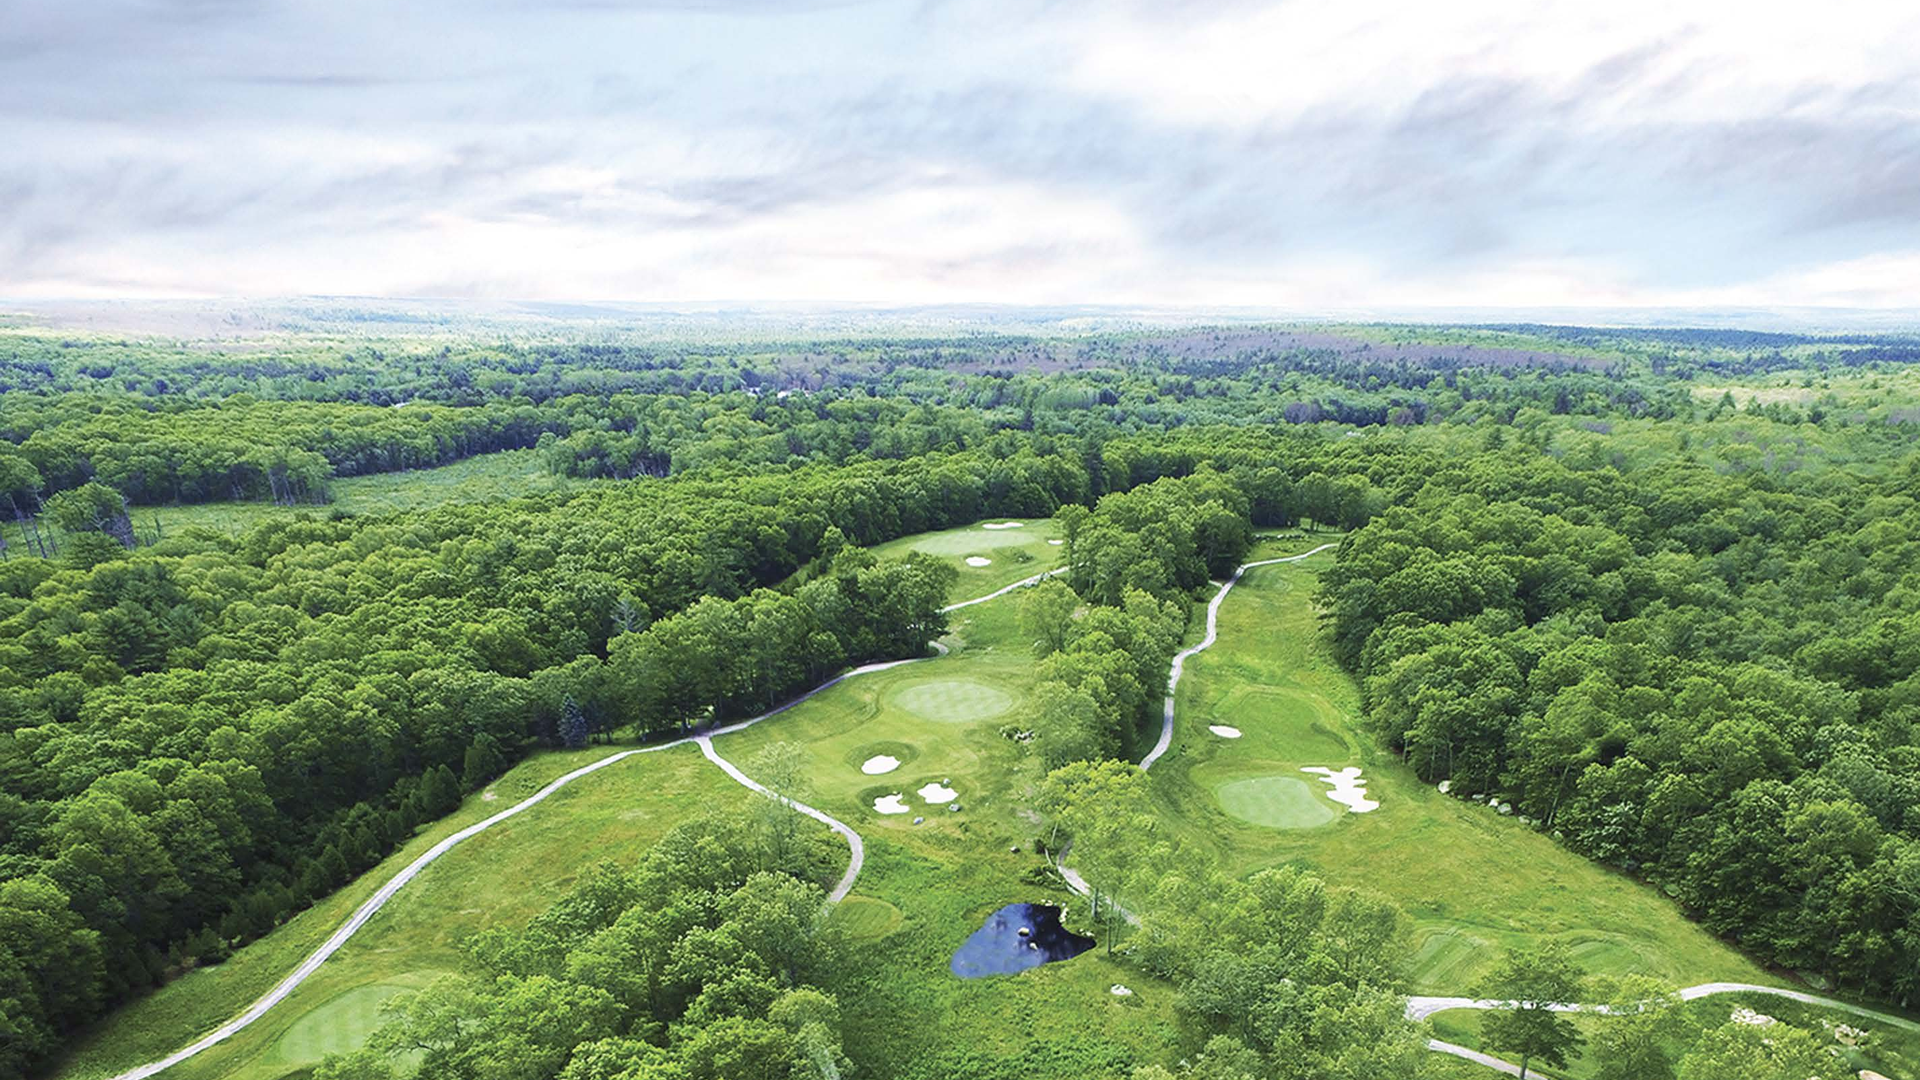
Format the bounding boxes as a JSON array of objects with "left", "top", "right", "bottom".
[{"left": 950, "top": 903, "right": 1095, "bottom": 978}]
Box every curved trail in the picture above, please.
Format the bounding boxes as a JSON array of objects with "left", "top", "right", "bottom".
[
  {"left": 101, "top": 571, "right": 1041, "bottom": 1080},
  {"left": 1411, "top": 981, "right": 1920, "bottom": 1074},
  {"left": 1139, "top": 543, "right": 1339, "bottom": 770}
]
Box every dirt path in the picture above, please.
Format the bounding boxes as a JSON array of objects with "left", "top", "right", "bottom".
[
  {"left": 100, "top": 569, "right": 1040, "bottom": 1080},
  {"left": 1139, "top": 542, "right": 1338, "bottom": 771}
]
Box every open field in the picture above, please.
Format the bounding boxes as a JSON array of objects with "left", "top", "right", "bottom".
[
  {"left": 1147, "top": 547, "right": 1781, "bottom": 996},
  {"left": 4, "top": 449, "right": 601, "bottom": 551}
]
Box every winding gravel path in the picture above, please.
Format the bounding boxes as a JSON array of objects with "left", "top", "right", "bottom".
[
  {"left": 101, "top": 568, "right": 1046, "bottom": 1080},
  {"left": 1139, "top": 542, "right": 1339, "bottom": 771}
]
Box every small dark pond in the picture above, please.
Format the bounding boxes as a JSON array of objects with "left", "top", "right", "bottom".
[{"left": 950, "top": 903, "right": 1095, "bottom": 978}]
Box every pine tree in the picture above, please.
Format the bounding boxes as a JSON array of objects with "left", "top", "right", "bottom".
[{"left": 561, "top": 696, "right": 589, "bottom": 750}]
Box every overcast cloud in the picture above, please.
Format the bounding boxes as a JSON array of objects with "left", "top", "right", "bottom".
[{"left": 1, "top": 0, "right": 1916, "bottom": 308}]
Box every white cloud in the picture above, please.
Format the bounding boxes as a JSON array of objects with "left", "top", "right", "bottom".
[{"left": 0, "top": 0, "right": 1916, "bottom": 309}]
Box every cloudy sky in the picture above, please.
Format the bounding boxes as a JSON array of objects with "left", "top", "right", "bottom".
[{"left": 2, "top": 0, "right": 1917, "bottom": 309}]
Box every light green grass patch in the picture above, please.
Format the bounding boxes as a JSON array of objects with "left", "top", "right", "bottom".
[
  {"left": 890, "top": 679, "right": 1015, "bottom": 723},
  {"left": 829, "top": 896, "right": 905, "bottom": 941},
  {"left": 1213, "top": 686, "right": 1351, "bottom": 760},
  {"left": 263, "top": 981, "right": 422, "bottom": 1070},
  {"left": 865, "top": 517, "right": 1064, "bottom": 595},
  {"left": 1213, "top": 775, "right": 1339, "bottom": 829}
]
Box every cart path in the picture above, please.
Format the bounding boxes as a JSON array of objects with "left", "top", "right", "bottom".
[
  {"left": 1410, "top": 982, "right": 1920, "bottom": 1075},
  {"left": 1139, "top": 542, "right": 1339, "bottom": 770},
  {"left": 97, "top": 567, "right": 1037, "bottom": 1080}
]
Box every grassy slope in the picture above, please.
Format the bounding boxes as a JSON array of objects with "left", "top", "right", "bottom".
[
  {"left": 53, "top": 744, "right": 750, "bottom": 1080},
  {"left": 1145, "top": 543, "right": 1778, "bottom": 995}
]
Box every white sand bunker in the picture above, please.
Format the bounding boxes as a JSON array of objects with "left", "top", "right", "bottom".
[
  {"left": 1048, "top": 539, "right": 1064, "bottom": 546},
  {"left": 861, "top": 755, "right": 901, "bottom": 775},
  {"left": 874, "top": 794, "right": 910, "bottom": 815},
  {"left": 1209, "top": 725, "right": 1242, "bottom": 738},
  {"left": 1301, "top": 766, "right": 1380, "bottom": 813},
  {"left": 1110, "top": 984, "right": 1133, "bottom": 997},
  {"left": 965, "top": 556, "right": 992, "bottom": 567},
  {"left": 982, "top": 521, "right": 1024, "bottom": 530},
  {"left": 918, "top": 781, "right": 959, "bottom": 804}
]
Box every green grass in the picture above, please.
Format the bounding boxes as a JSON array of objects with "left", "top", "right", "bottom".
[
  {"left": 889, "top": 678, "right": 1018, "bottom": 723},
  {"left": 52, "top": 743, "right": 756, "bottom": 1080},
  {"left": 262, "top": 983, "right": 419, "bottom": 1074},
  {"left": 1147, "top": 545, "right": 1781, "bottom": 996},
  {"left": 1211, "top": 776, "right": 1338, "bottom": 829},
  {"left": 57, "top": 521, "right": 1807, "bottom": 1080},
  {"left": 6, "top": 449, "right": 603, "bottom": 551},
  {"left": 867, "top": 516, "right": 1063, "bottom": 595},
  {"left": 1430, "top": 992, "right": 1920, "bottom": 1079},
  {"left": 828, "top": 896, "right": 905, "bottom": 941}
]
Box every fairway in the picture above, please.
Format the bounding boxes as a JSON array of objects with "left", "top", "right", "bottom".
[
  {"left": 1213, "top": 775, "right": 1337, "bottom": 829},
  {"left": 866, "top": 517, "right": 1064, "bottom": 594},
  {"left": 890, "top": 678, "right": 1015, "bottom": 722},
  {"left": 1152, "top": 547, "right": 1781, "bottom": 994}
]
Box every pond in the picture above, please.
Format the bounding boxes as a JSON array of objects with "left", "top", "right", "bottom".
[{"left": 949, "top": 903, "right": 1095, "bottom": 978}]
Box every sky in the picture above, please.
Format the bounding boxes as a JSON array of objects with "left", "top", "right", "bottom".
[{"left": 2, "top": 0, "right": 1917, "bottom": 311}]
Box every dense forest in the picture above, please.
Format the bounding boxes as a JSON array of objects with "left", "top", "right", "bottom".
[{"left": 8, "top": 320, "right": 1920, "bottom": 1080}]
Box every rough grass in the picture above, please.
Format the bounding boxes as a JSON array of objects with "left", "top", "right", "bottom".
[{"left": 1146, "top": 546, "right": 1780, "bottom": 995}]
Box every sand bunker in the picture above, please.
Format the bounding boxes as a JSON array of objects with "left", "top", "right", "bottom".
[
  {"left": 1048, "top": 539, "right": 1064, "bottom": 546},
  {"left": 874, "top": 794, "right": 910, "bottom": 815},
  {"left": 982, "top": 521, "right": 1024, "bottom": 530},
  {"left": 1209, "top": 724, "right": 1242, "bottom": 738},
  {"left": 965, "top": 556, "right": 992, "bottom": 567},
  {"left": 1301, "top": 766, "right": 1380, "bottom": 813},
  {"left": 861, "top": 755, "right": 901, "bottom": 775},
  {"left": 918, "top": 781, "right": 959, "bottom": 804}
]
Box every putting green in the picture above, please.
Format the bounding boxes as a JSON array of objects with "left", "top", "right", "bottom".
[
  {"left": 829, "top": 896, "right": 904, "bottom": 941},
  {"left": 1213, "top": 776, "right": 1338, "bottom": 829},
  {"left": 264, "top": 982, "right": 415, "bottom": 1068},
  {"left": 890, "top": 679, "right": 1015, "bottom": 723}
]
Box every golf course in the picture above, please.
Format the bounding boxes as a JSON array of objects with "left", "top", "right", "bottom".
[{"left": 46, "top": 521, "right": 1920, "bottom": 1080}]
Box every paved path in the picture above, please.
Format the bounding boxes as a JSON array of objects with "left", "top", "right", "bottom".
[
  {"left": 940, "top": 567, "right": 1066, "bottom": 612},
  {"left": 1139, "top": 542, "right": 1339, "bottom": 770},
  {"left": 101, "top": 567, "right": 1029, "bottom": 1080},
  {"left": 1412, "top": 982, "right": 1920, "bottom": 1075},
  {"left": 696, "top": 736, "right": 865, "bottom": 903}
]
